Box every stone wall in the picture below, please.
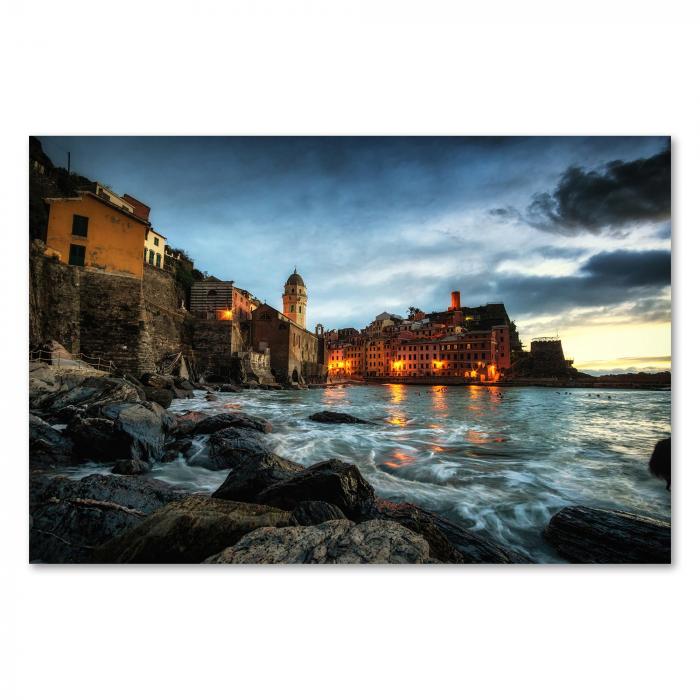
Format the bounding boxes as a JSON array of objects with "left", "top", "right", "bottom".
[
  {"left": 29, "top": 245, "right": 81, "bottom": 353},
  {"left": 77, "top": 269, "right": 154, "bottom": 374},
  {"left": 142, "top": 265, "right": 192, "bottom": 365}
]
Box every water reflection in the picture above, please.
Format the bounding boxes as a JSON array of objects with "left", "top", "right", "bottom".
[
  {"left": 388, "top": 383, "right": 406, "bottom": 404},
  {"left": 430, "top": 385, "right": 448, "bottom": 416}
]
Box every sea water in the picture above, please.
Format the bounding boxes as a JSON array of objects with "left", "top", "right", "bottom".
[{"left": 66, "top": 384, "right": 673, "bottom": 562}]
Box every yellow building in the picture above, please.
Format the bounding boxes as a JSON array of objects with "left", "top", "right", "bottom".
[
  {"left": 45, "top": 189, "right": 150, "bottom": 278},
  {"left": 144, "top": 229, "right": 167, "bottom": 270}
]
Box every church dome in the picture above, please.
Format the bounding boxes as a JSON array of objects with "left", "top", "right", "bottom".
[{"left": 286, "top": 269, "right": 305, "bottom": 287}]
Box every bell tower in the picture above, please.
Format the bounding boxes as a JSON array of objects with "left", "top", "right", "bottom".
[{"left": 282, "top": 268, "right": 307, "bottom": 328}]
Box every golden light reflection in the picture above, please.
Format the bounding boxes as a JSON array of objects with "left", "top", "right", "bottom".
[
  {"left": 384, "top": 449, "right": 416, "bottom": 469},
  {"left": 387, "top": 412, "right": 408, "bottom": 426},
  {"left": 388, "top": 383, "right": 406, "bottom": 404},
  {"left": 431, "top": 385, "right": 448, "bottom": 415}
]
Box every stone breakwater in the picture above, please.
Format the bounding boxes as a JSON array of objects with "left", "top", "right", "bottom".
[{"left": 28, "top": 363, "right": 671, "bottom": 564}]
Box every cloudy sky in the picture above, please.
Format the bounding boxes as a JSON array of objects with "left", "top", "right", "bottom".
[{"left": 39, "top": 136, "right": 671, "bottom": 373}]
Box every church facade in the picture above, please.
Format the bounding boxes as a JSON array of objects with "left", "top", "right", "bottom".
[{"left": 250, "top": 270, "right": 327, "bottom": 384}]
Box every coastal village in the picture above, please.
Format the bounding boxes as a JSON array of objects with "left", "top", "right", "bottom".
[
  {"left": 29, "top": 137, "right": 587, "bottom": 389},
  {"left": 27, "top": 136, "right": 671, "bottom": 567}
]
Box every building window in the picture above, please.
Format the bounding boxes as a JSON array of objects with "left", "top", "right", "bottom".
[
  {"left": 144, "top": 232, "right": 149, "bottom": 240},
  {"left": 144, "top": 248, "right": 148, "bottom": 262},
  {"left": 72, "top": 214, "right": 88, "bottom": 237},
  {"left": 156, "top": 253, "right": 162, "bottom": 267},
  {"left": 68, "top": 244, "right": 86, "bottom": 266},
  {"left": 154, "top": 237, "right": 160, "bottom": 246},
  {"left": 291, "top": 304, "right": 295, "bottom": 312},
  {"left": 149, "top": 250, "right": 155, "bottom": 265}
]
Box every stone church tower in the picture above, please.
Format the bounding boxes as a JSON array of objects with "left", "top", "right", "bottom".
[{"left": 282, "top": 268, "right": 307, "bottom": 328}]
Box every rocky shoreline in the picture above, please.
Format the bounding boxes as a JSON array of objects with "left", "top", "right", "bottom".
[{"left": 29, "top": 362, "right": 671, "bottom": 564}]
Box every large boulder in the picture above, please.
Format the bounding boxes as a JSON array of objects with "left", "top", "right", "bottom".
[
  {"left": 94, "top": 495, "right": 296, "bottom": 563},
  {"left": 29, "top": 413, "right": 74, "bottom": 470},
  {"left": 205, "top": 519, "right": 436, "bottom": 564},
  {"left": 29, "top": 474, "right": 181, "bottom": 563},
  {"left": 143, "top": 387, "right": 173, "bottom": 409},
  {"left": 257, "top": 459, "right": 376, "bottom": 520},
  {"left": 308, "top": 411, "right": 370, "bottom": 425},
  {"left": 67, "top": 416, "right": 135, "bottom": 461},
  {"left": 191, "top": 412, "right": 273, "bottom": 435},
  {"left": 213, "top": 451, "right": 304, "bottom": 501},
  {"left": 544, "top": 505, "right": 671, "bottom": 564},
  {"left": 31, "top": 371, "right": 145, "bottom": 415},
  {"left": 206, "top": 427, "right": 268, "bottom": 470},
  {"left": 171, "top": 410, "right": 208, "bottom": 435},
  {"left": 649, "top": 437, "right": 671, "bottom": 490},
  {"left": 72, "top": 401, "right": 171, "bottom": 460}
]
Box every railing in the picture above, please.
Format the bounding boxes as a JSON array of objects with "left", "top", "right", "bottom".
[{"left": 29, "top": 348, "right": 117, "bottom": 374}]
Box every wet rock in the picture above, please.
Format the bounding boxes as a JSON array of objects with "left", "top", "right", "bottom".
[
  {"left": 52, "top": 405, "right": 85, "bottom": 424},
  {"left": 162, "top": 437, "right": 194, "bottom": 462},
  {"left": 67, "top": 416, "right": 134, "bottom": 461},
  {"left": 31, "top": 371, "right": 145, "bottom": 414},
  {"left": 205, "top": 392, "right": 218, "bottom": 402},
  {"left": 191, "top": 412, "right": 273, "bottom": 435},
  {"left": 140, "top": 372, "right": 175, "bottom": 391},
  {"left": 291, "top": 500, "right": 347, "bottom": 525},
  {"left": 171, "top": 410, "right": 208, "bottom": 435},
  {"left": 95, "top": 495, "right": 296, "bottom": 563},
  {"left": 544, "top": 505, "right": 671, "bottom": 564},
  {"left": 207, "top": 427, "right": 268, "bottom": 470},
  {"left": 144, "top": 386, "right": 174, "bottom": 409},
  {"left": 308, "top": 411, "right": 370, "bottom": 424},
  {"left": 257, "top": 459, "right": 376, "bottom": 520},
  {"left": 173, "top": 376, "right": 194, "bottom": 392},
  {"left": 213, "top": 451, "right": 304, "bottom": 501},
  {"left": 649, "top": 437, "right": 671, "bottom": 490},
  {"left": 205, "top": 519, "right": 436, "bottom": 564},
  {"left": 218, "top": 383, "right": 242, "bottom": 393},
  {"left": 85, "top": 401, "right": 170, "bottom": 460},
  {"left": 111, "top": 458, "right": 151, "bottom": 475},
  {"left": 29, "top": 413, "right": 74, "bottom": 470},
  {"left": 29, "top": 474, "right": 181, "bottom": 563}
]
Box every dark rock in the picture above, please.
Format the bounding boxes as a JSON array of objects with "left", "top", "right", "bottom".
[
  {"left": 205, "top": 392, "right": 218, "bottom": 402},
  {"left": 29, "top": 474, "right": 181, "bottom": 563},
  {"left": 192, "top": 412, "right": 273, "bottom": 435},
  {"left": 205, "top": 519, "right": 436, "bottom": 564},
  {"left": 162, "top": 438, "right": 194, "bottom": 462},
  {"left": 144, "top": 386, "right": 174, "bottom": 409},
  {"left": 207, "top": 427, "right": 268, "bottom": 470},
  {"left": 308, "top": 411, "right": 370, "bottom": 424},
  {"left": 291, "top": 500, "right": 347, "bottom": 525},
  {"left": 52, "top": 405, "right": 85, "bottom": 424},
  {"left": 111, "top": 458, "right": 151, "bottom": 475},
  {"left": 140, "top": 372, "right": 175, "bottom": 391},
  {"left": 172, "top": 385, "right": 194, "bottom": 399},
  {"left": 544, "top": 505, "right": 671, "bottom": 564},
  {"left": 29, "top": 414, "right": 74, "bottom": 470},
  {"left": 67, "top": 416, "right": 134, "bottom": 461},
  {"left": 257, "top": 459, "right": 376, "bottom": 520},
  {"left": 218, "top": 383, "right": 242, "bottom": 393},
  {"left": 31, "top": 372, "right": 145, "bottom": 414},
  {"left": 649, "top": 437, "right": 671, "bottom": 490},
  {"left": 171, "top": 410, "right": 208, "bottom": 435},
  {"left": 85, "top": 401, "right": 169, "bottom": 460},
  {"left": 173, "top": 377, "right": 194, "bottom": 391},
  {"left": 213, "top": 451, "right": 304, "bottom": 502},
  {"left": 95, "top": 495, "right": 296, "bottom": 563}
]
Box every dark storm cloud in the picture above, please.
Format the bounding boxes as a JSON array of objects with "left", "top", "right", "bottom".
[
  {"left": 442, "top": 249, "right": 671, "bottom": 318},
  {"left": 524, "top": 144, "right": 671, "bottom": 235}
]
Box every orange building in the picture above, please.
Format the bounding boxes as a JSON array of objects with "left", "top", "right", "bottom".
[{"left": 45, "top": 188, "right": 150, "bottom": 278}]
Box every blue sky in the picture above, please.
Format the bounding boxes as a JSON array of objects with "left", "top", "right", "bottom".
[{"left": 38, "top": 136, "right": 671, "bottom": 372}]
